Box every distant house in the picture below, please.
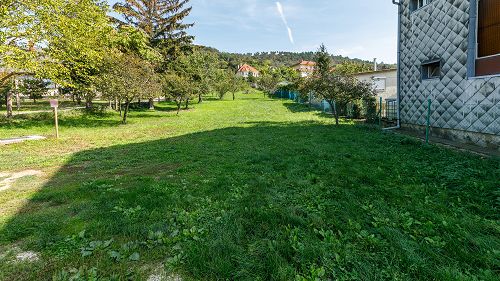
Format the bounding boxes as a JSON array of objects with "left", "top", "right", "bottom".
[
  {"left": 353, "top": 69, "right": 398, "bottom": 101},
  {"left": 291, "top": 61, "right": 316, "bottom": 77},
  {"left": 236, "top": 64, "right": 260, "bottom": 78},
  {"left": 393, "top": 0, "right": 499, "bottom": 149}
]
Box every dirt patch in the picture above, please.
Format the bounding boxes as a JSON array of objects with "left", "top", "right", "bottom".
[
  {"left": 146, "top": 265, "right": 182, "bottom": 281},
  {"left": 0, "top": 170, "right": 43, "bottom": 192},
  {"left": 15, "top": 251, "right": 39, "bottom": 262},
  {"left": 0, "top": 246, "right": 40, "bottom": 263}
]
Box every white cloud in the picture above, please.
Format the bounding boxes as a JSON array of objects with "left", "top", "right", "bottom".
[{"left": 276, "top": 2, "right": 294, "bottom": 44}]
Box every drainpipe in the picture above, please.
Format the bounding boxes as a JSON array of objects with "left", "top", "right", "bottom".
[{"left": 384, "top": 0, "right": 402, "bottom": 130}]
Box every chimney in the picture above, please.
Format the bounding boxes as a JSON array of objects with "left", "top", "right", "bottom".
[{"left": 373, "top": 58, "right": 378, "bottom": 71}]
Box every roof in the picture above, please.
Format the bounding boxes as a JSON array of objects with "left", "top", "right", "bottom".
[
  {"left": 353, "top": 68, "right": 398, "bottom": 75},
  {"left": 292, "top": 60, "right": 317, "bottom": 67},
  {"left": 237, "top": 64, "right": 259, "bottom": 73}
]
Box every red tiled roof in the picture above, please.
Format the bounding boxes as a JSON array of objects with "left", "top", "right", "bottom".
[
  {"left": 292, "top": 60, "right": 317, "bottom": 67},
  {"left": 237, "top": 64, "right": 259, "bottom": 73}
]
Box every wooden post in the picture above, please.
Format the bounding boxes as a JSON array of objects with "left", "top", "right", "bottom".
[
  {"left": 50, "top": 99, "right": 59, "bottom": 139},
  {"left": 54, "top": 107, "right": 59, "bottom": 139}
]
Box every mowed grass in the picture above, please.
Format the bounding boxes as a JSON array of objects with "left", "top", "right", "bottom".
[{"left": 0, "top": 92, "right": 499, "bottom": 280}]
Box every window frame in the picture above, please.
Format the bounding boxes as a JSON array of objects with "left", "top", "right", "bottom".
[
  {"left": 372, "top": 76, "right": 387, "bottom": 92},
  {"left": 421, "top": 60, "right": 442, "bottom": 81},
  {"left": 410, "top": 0, "right": 432, "bottom": 12},
  {"left": 473, "top": 0, "right": 500, "bottom": 77}
]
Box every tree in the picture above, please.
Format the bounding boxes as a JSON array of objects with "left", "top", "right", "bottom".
[
  {"left": 162, "top": 73, "right": 194, "bottom": 114},
  {"left": 18, "top": 78, "right": 48, "bottom": 103},
  {"left": 314, "top": 44, "right": 332, "bottom": 77},
  {"left": 307, "top": 74, "right": 374, "bottom": 125},
  {"left": 215, "top": 70, "right": 246, "bottom": 100},
  {"left": 0, "top": 80, "right": 13, "bottom": 113},
  {"left": 0, "top": 0, "right": 114, "bottom": 110},
  {"left": 97, "top": 53, "right": 161, "bottom": 124},
  {"left": 258, "top": 72, "right": 281, "bottom": 96},
  {"left": 334, "top": 61, "right": 373, "bottom": 75},
  {"left": 306, "top": 45, "right": 375, "bottom": 125},
  {"left": 113, "top": 0, "right": 194, "bottom": 64},
  {"left": 183, "top": 50, "right": 226, "bottom": 103}
]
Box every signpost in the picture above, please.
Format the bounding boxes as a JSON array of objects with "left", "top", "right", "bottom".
[{"left": 50, "top": 99, "right": 59, "bottom": 139}]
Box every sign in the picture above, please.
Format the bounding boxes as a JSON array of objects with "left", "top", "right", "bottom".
[{"left": 50, "top": 99, "right": 59, "bottom": 108}]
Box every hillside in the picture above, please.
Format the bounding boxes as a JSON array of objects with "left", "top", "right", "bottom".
[{"left": 197, "top": 46, "right": 396, "bottom": 71}]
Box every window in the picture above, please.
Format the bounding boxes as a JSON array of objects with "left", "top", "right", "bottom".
[
  {"left": 410, "top": 0, "right": 432, "bottom": 12},
  {"left": 372, "top": 77, "right": 386, "bottom": 91},
  {"left": 475, "top": 0, "right": 500, "bottom": 76},
  {"left": 422, "top": 61, "right": 441, "bottom": 80}
]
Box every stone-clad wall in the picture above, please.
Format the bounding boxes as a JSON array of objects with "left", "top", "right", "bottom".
[{"left": 399, "top": 0, "right": 499, "bottom": 148}]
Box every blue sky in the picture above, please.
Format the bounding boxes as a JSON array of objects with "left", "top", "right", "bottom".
[{"left": 107, "top": 0, "right": 399, "bottom": 63}]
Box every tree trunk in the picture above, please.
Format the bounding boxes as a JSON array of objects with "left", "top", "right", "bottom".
[
  {"left": 16, "top": 91, "right": 21, "bottom": 111},
  {"left": 119, "top": 99, "right": 122, "bottom": 117},
  {"left": 85, "top": 100, "right": 92, "bottom": 109},
  {"left": 184, "top": 98, "right": 189, "bottom": 109},
  {"left": 6, "top": 90, "right": 13, "bottom": 118},
  {"left": 76, "top": 95, "right": 81, "bottom": 105},
  {"left": 122, "top": 99, "right": 130, "bottom": 124},
  {"left": 176, "top": 100, "right": 182, "bottom": 115},
  {"left": 148, "top": 98, "right": 154, "bottom": 110},
  {"left": 198, "top": 94, "right": 202, "bottom": 103},
  {"left": 114, "top": 97, "right": 118, "bottom": 111},
  {"left": 232, "top": 92, "right": 235, "bottom": 100},
  {"left": 330, "top": 100, "right": 339, "bottom": 125}
]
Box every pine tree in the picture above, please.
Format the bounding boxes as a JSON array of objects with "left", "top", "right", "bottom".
[{"left": 113, "top": 0, "right": 194, "bottom": 59}]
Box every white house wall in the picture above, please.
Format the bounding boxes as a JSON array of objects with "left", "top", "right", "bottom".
[{"left": 354, "top": 70, "right": 398, "bottom": 101}]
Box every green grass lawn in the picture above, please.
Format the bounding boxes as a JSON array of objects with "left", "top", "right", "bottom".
[{"left": 0, "top": 92, "right": 499, "bottom": 280}]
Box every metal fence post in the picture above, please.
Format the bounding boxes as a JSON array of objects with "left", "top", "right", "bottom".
[
  {"left": 426, "top": 98, "right": 432, "bottom": 144},
  {"left": 379, "top": 97, "right": 383, "bottom": 127}
]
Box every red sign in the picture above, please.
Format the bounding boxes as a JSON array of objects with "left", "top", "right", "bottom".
[{"left": 50, "top": 99, "right": 58, "bottom": 108}]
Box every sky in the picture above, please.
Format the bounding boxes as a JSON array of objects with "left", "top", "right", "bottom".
[{"left": 107, "top": 0, "right": 399, "bottom": 64}]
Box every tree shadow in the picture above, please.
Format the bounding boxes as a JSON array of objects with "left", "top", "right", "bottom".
[
  {"left": 0, "top": 111, "right": 123, "bottom": 129},
  {"left": 0, "top": 122, "right": 498, "bottom": 280}
]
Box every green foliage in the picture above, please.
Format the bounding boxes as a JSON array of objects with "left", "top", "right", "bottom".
[
  {"left": 303, "top": 45, "right": 376, "bottom": 124},
  {"left": 0, "top": 0, "right": 113, "bottom": 87},
  {"left": 113, "top": 0, "right": 194, "bottom": 64},
  {"left": 334, "top": 60, "right": 375, "bottom": 75},
  {"left": 18, "top": 78, "right": 48, "bottom": 102},
  {"left": 96, "top": 52, "right": 161, "bottom": 123},
  {"left": 214, "top": 49, "right": 395, "bottom": 71},
  {"left": 314, "top": 44, "right": 332, "bottom": 77}
]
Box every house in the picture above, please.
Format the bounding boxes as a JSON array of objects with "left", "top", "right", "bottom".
[
  {"left": 236, "top": 64, "right": 260, "bottom": 78},
  {"left": 393, "top": 0, "right": 499, "bottom": 149},
  {"left": 353, "top": 68, "right": 398, "bottom": 102},
  {"left": 291, "top": 60, "right": 316, "bottom": 77}
]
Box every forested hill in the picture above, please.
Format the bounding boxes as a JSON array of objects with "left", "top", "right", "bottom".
[{"left": 197, "top": 45, "right": 396, "bottom": 71}]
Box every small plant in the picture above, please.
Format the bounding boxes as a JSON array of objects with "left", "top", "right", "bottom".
[{"left": 81, "top": 239, "right": 114, "bottom": 257}]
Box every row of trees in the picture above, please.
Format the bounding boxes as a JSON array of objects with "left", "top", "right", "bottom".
[
  {"left": 217, "top": 50, "right": 395, "bottom": 72},
  {"left": 1, "top": 0, "right": 245, "bottom": 123}
]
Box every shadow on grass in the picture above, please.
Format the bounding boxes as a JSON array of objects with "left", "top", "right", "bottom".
[
  {"left": 0, "top": 122, "right": 499, "bottom": 280},
  {"left": 0, "top": 111, "right": 123, "bottom": 130},
  {"left": 0, "top": 109, "right": 179, "bottom": 130}
]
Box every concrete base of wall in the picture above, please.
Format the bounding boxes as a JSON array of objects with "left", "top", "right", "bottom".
[{"left": 401, "top": 124, "right": 500, "bottom": 152}]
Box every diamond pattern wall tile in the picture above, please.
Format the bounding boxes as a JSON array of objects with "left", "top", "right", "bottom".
[{"left": 399, "top": 0, "right": 500, "bottom": 136}]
